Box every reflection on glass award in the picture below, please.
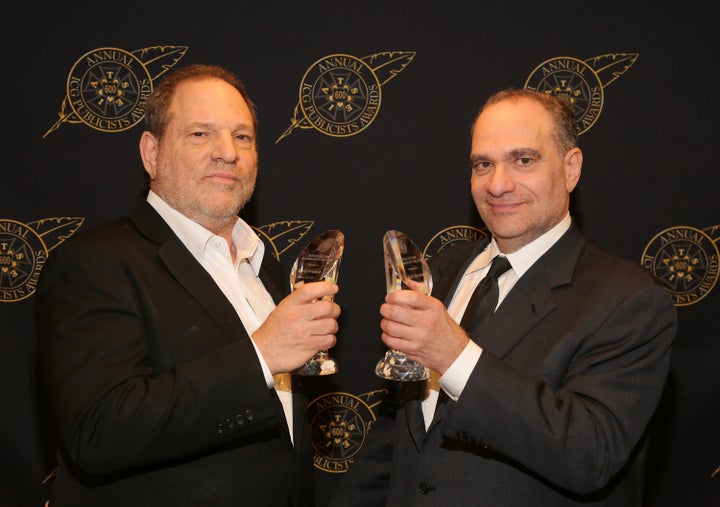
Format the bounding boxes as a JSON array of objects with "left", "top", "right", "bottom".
[
  {"left": 375, "top": 230, "right": 432, "bottom": 381},
  {"left": 290, "top": 230, "right": 344, "bottom": 376}
]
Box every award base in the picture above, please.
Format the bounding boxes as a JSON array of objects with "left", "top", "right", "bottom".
[
  {"left": 293, "top": 351, "right": 338, "bottom": 376},
  {"left": 375, "top": 349, "right": 429, "bottom": 381}
]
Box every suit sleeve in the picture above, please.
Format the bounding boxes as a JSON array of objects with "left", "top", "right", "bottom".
[{"left": 36, "top": 233, "right": 285, "bottom": 475}]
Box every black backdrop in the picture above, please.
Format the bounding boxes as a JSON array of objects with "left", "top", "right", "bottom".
[{"left": 3, "top": 2, "right": 718, "bottom": 506}]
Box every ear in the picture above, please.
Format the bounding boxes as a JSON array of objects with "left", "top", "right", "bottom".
[
  {"left": 564, "top": 147, "right": 582, "bottom": 192},
  {"left": 139, "top": 131, "right": 159, "bottom": 179}
]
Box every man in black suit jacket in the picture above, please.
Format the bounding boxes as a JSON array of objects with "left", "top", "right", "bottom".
[
  {"left": 330, "top": 89, "right": 676, "bottom": 506},
  {"left": 36, "top": 64, "right": 341, "bottom": 506}
]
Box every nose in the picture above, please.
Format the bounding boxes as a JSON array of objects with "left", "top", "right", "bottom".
[
  {"left": 212, "top": 131, "right": 239, "bottom": 163},
  {"left": 486, "top": 165, "right": 515, "bottom": 196}
]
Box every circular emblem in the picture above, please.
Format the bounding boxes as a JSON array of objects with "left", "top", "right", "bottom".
[
  {"left": 67, "top": 47, "right": 153, "bottom": 133},
  {"left": 524, "top": 56, "right": 604, "bottom": 135},
  {"left": 307, "top": 392, "right": 378, "bottom": 473},
  {"left": 642, "top": 226, "right": 719, "bottom": 306},
  {"left": 423, "top": 225, "right": 488, "bottom": 260},
  {"left": 298, "top": 54, "right": 381, "bottom": 137},
  {"left": 0, "top": 220, "right": 48, "bottom": 302}
]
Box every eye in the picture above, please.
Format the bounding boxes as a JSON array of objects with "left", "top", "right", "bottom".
[
  {"left": 187, "top": 131, "right": 209, "bottom": 144},
  {"left": 471, "top": 160, "right": 493, "bottom": 175},
  {"left": 509, "top": 148, "right": 541, "bottom": 169},
  {"left": 517, "top": 157, "right": 533, "bottom": 166},
  {"left": 234, "top": 132, "right": 255, "bottom": 150}
]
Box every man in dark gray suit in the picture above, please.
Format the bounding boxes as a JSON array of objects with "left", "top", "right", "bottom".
[
  {"left": 330, "top": 89, "right": 676, "bottom": 506},
  {"left": 36, "top": 64, "right": 341, "bottom": 506}
]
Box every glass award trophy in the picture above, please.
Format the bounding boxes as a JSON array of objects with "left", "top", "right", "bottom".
[
  {"left": 375, "top": 230, "right": 431, "bottom": 381},
  {"left": 290, "top": 229, "right": 344, "bottom": 376}
]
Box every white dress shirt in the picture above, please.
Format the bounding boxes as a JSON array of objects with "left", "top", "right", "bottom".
[
  {"left": 422, "top": 213, "right": 572, "bottom": 429},
  {"left": 147, "top": 190, "right": 295, "bottom": 442}
]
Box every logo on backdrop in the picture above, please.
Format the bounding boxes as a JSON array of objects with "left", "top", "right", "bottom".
[
  {"left": 306, "top": 389, "right": 386, "bottom": 473},
  {"left": 276, "top": 51, "right": 415, "bottom": 142},
  {"left": 642, "top": 224, "right": 719, "bottom": 307},
  {"left": 423, "top": 225, "right": 488, "bottom": 260},
  {"left": 524, "top": 53, "right": 638, "bottom": 135},
  {"left": 44, "top": 46, "right": 188, "bottom": 138},
  {"left": 252, "top": 220, "right": 315, "bottom": 261},
  {"left": 0, "top": 218, "right": 84, "bottom": 302}
]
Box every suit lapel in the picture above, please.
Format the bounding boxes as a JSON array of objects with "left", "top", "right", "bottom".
[
  {"left": 427, "top": 389, "right": 450, "bottom": 431},
  {"left": 433, "top": 224, "right": 586, "bottom": 359},
  {"left": 131, "top": 202, "right": 296, "bottom": 446},
  {"left": 480, "top": 276, "right": 555, "bottom": 357},
  {"left": 257, "top": 252, "right": 287, "bottom": 303},
  {"left": 130, "top": 202, "right": 247, "bottom": 340},
  {"left": 481, "top": 224, "right": 585, "bottom": 358},
  {"left": 406, "top": 399, "right": 427, "bottom": 449}
]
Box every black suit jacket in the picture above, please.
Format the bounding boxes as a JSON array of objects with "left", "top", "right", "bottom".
[
  {"left": 36, "top": 201, "right": 314, "bottom": 507},
  {"left": 331, "top": 222, "right": 676, "bottom": 506}
]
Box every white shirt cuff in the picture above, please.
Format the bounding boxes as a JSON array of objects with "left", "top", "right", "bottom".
[{"left": 439, "top": 340, "right": 483, "bottom": 401}]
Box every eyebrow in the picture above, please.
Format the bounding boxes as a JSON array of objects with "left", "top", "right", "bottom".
[
  {"left": 508, "top": 147, "right": 541, "bottom": 159},
  {"left": 470, "top": 147, "right": 541, "bottom": 164},
  {"left": 187, "top": 121, "right": 254, "bottom": 132}
]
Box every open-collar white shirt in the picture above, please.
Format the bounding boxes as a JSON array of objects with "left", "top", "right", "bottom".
[{"left": 147, "top": 190, "right": 294, "bottom": 442}]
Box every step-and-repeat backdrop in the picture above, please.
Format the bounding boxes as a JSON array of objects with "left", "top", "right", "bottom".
[{"left": 3, "top": 3, "right": 718, "bottom": 506}]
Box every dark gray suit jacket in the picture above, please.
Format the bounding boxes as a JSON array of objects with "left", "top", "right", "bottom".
[
  {"left": 331, "top": 223, "right": 676, "bottom": 506},
  {"left": 36, "top": 201, "right": 314, "bottom": 507}
]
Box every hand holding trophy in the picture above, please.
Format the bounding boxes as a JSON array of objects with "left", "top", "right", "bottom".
[
  {"left": 291, "top": 229, "right": 344, "bottom": 376},
  {"left": 375, "top": 230, "right": 431, "bottom": 381}
]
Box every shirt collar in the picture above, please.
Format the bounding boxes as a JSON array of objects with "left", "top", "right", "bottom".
[
  {"left": 146, "top": 190, "right": 264, "bottom": 274},
  {"left": 467, "top": 213, "right": 572, "bottom": 277}
]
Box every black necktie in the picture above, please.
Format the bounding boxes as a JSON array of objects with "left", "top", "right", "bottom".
[
  {"left": 460, "top": 256, "right": 512, "bottom": 331},
  {"left": 432, "top": 256, "right": 512, "bottom": 429}
]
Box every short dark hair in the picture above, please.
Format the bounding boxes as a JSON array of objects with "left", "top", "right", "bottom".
[
  {"left": 473, "top": 88, "right": 579, "bottom": 156},
  {"left": 143, "top": 64, "right": 258, "bottom": 139}
]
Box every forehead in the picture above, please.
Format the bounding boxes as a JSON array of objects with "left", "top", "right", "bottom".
[
  {"left": 472, "top": 98, "right": 553, "bottom": 147},
  {"left": 169, "top": 77, "right": 253, "bottom": 125}
]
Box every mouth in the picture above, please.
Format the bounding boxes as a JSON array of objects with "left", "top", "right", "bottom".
[
  {"left": 489, "top": 201, "right": 520, "bottom": 213},
  {"left": 205, "top": 173, "right": 239, "bottom": 184}
]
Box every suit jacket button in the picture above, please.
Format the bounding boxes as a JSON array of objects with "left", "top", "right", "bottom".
[
  {"left": 236, "top": 414, "right": 245, "bottom": 425},
  {"left": 417, "top": 482, "right": 435, "bottom": 495},
  {"left": 457, "top": 431, "right": 467, "bottom": 440},
  {"left": 245, "top": 409, "right": 255, "bottom": 421},
  {"left": 474, "top": 440, "right": 489, "bottom": 449},
  {"left": 225, "top": 417, "right": 234, "bottom": 429},
  {"left": 216, "top": 424, "right": 224, "bottom": 435}
]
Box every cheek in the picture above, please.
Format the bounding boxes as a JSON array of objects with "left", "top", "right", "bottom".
[
  {"left": 470, "top": 175, "right": 484, "bottom": 196},
  {"left": 538, "top": 177, "right": 571, "bottom": 213},
  {"left": 157, "top": 153, "right": 196, "bottom": 188},
  {"left": 246, "top": 152, "right": 259, "bottom": 173}
]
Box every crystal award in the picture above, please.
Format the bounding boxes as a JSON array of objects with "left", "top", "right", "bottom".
[
  {"left": 375, "top": 230, "right": 431, "bottom": 381},
  {"left": 290, "top": 230, "right": 344, "bottom": 375}
]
